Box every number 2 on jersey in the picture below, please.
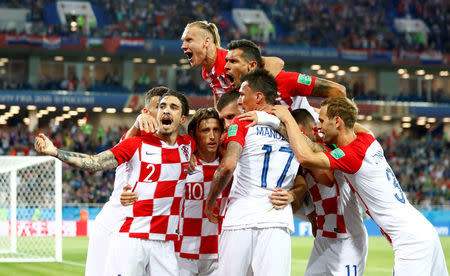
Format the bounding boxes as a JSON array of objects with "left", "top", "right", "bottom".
[
  {"left": 386, "top": 167, "right": 405, "bottom": 204},
  {"left": 260, "top": 145, "right": 295, "bottom": 188}
]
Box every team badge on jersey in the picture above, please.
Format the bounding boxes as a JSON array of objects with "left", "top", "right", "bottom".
[
  {"left": 297, "top": 74, "right": 312, "bottom": 85},
  {"left": 228, "top": 124, "right": 238, "bottom": 137},
  {"left": 181, "top": 145, "right": 190, "bottom": 160},
  {"left": 330, "top": 148, "right": 345, "bottom": 159}
]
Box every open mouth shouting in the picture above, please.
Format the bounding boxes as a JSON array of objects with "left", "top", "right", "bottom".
[
  {"left": 160, "top": 115, "right": 173, "bottom": 131},
  {"left": 226, "top": 72, "right": 236, "bottom": 88},
  {"left": 184, "top": 51, "right": 194, "bottom": 64}
]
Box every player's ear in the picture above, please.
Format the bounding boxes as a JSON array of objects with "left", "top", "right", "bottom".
[
  {"left": 180, "top": 115, "right": 187, "bottom": 125},
  {"left": 255, "top": 91, "right": 264, "bottom": 104},
  {"left": 204, "top": 35, "right": 211, "bottom": 47},
  {"left": 141, "top": 108, "right": 149, "bottom": 114},
  {"left": 248, "top": 60, "right": 258, "bottom": 71}
]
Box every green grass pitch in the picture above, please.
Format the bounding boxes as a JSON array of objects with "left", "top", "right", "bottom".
[{"left": 0, "top": 236, "right": 448, "bottom": 275}]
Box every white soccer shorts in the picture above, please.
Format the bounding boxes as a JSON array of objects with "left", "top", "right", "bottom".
[
  {"left": 218, "top": 227, "right": 291, "bottom": 276},
  {"left": 104, "top": 235, "right": 178, "bottom": 276},
  {"left": 85, "top": 222, "right": 112, "bottom": 276},
  {"left": 177, "top": 256, "right": 218, "bottom": 276},
  {"left": 304, "top": 231, "right": 368, "bottom": 276}
]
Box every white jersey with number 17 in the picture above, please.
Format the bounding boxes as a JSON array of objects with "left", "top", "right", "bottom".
[{"left": 223, "top": 117, "right": 300, "bottom": 233}]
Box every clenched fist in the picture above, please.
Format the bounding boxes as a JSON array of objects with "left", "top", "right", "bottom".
[{"left": 34, "top": 133, "right": 57, "bottom": 156}]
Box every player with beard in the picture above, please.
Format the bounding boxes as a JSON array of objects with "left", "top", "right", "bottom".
[
  {"left": 181, "top": 21, "right": 284, "bottom": 104},
  {"left": 35, "top": 90, "right": 195, "bottom": 276}
]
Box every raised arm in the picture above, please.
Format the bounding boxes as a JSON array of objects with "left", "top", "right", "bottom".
[
  {"left": 262, "top": 56, "right": 284, "bottom": 77},
  {"left": 205, "top": 141, "right": 242, "bottom": 223},
  {"left": 34, "top": 133, "right": 118, "bottom": 172},
  {"left": 311, "top": 77, "right": 346, "bottom": 98},
  {"left": 273, "top": 106, "right": 331, "bottom": 169}
]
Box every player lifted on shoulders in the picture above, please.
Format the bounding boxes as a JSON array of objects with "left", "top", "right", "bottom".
[
  {"left": 35, "top": 90, "right": 195, "bottom": 276},
  {"left": 205, "top": 69, "right": 306, "bottom": 276},
  {"left": 272, "top": 98, "right": 448, "bottom": 276}
]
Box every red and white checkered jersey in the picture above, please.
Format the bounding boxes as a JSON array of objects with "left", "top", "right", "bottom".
[
  {"left": 174, "top": 157, "right": 231, "bottom": 260},
  {"left": 304, "top": 169, "right": 366, "bottom": 239},
  {"left": 109, "top": 133, "right": 195, "bottom": 241},
  {"left": 202, "top": 48, "right": 233, "bottom": 99},
  {"left": 223, "top": 117, "right": 300, "bottom": 233},
  {"left": 324, "top": 132, "right": 436, "bottom": 248}
]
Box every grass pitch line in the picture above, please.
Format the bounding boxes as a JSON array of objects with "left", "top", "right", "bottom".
[{"left": 61, "top": 260, "right": 85, "bottom": 267}]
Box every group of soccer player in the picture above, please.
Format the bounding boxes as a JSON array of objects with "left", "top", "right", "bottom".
[{"left": 33, "top": 20, "right": 448, "bottom": 276}]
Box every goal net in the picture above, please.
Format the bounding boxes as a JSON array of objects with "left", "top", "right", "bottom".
[{"left": 0, "top": 156, "right": 62, "bottom": 262}]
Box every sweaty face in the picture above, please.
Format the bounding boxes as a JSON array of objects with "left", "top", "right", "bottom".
[
  {"left": 225, "top": 49, "right": 252, "bottom": 90},
  {"left": 181, "top": 27, "right": 208, "bottom": 67},
  {"left": 318, "top": 106, "right": 337, "bottom": 144},
  {"left": 237, "top": 81, "right": 258, "bottom": 113},
  {"left": 195, "top": 118, "right": 222, "bottom": 156},
  {"left": 219, "top": 102, "right": 241, "bottom": 131},
  {"left": 157, "top": 96, "right": 185, "bottom": 136},
  {"left": 145, "top": 96, "right": 160, "bottom": 118}
]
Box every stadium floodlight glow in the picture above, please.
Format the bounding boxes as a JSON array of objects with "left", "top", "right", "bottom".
[
  {"left": 101, "top": 56, "right": 111, "bottom": 62},
  {"left": 39, "top": 110, "right": 49, "bottom": 115},
  {"left": 122, "top": 107, "right": 133, "bottom": 113},
  {"left": 147, "top": 58, "right": 156, "bottom": 64},
  {"left": 133, "top": 58, "right": 143, "bottom": 63},
  {"left": 424, "top": 74, "right": 433, "bottom": 80},
  {"left": 106, "top": 108, "right": 116, "bottom": 113},
  {"left": 0, "top": 119, "right": 6, "bottom": 124},
  {"left": 310, "top": 65, "right": 321, "bottom": 70},
  {"left": 0, "top": 62, "right": 4, "bottom": 67},
  {"left": 62, "top": 114, "right": 71, "bottom": 119},
  {"left": 397, "top": 68, "right": 406, "bottom": 74},
  {"left": 439, "top": 71, "right": 449, "bottom": 77},
  {"left": 69, "top": 111, "right": 78, "bottom": 116},
  {"left": 36, "top": 113, "right": 42, "bottom": 118},
  {"left": 427, "top": 117, "right": 436, "bottom": 123},
  {"left": 443, "top": 117, "right": 450, "bottom": 123},
  {"left": 349, "top": 66, "right": 359, "bottom": 72},
  {"left": 382, "top": 115, "right": 392, "bottom": 121},
  {"left": 416, "top": 119, "right": 426, "bottom": 126},
  {"left": 78, "top": 119, "right": 87, "bottom": 126},
  {"left": 401, "top": 73, "right": 409, "bottom": 79},
  {"left": 330, "top": 65, "right": 339, "bottom": 71},
  {"left": 417, "top": 116, "right": 426, "bottom": 121},
  {"left": 93, "top": 107, "right": 103, "bottom": 112},
  {"left": 62, "top": 106, "right": 70, "bottom": 111},
  {"left": 26, "top": 105, "right": 37, "bottom": 111},
  {"left": 357, "top": 115, "right": 365, "bottom": 120},
  {"left": 46, "top": 106, "right": 57, "bottom": 112},
  {"left": 366, "top": 115, "right": 372, "bottom": 121},
  {"left": 10, "top": 109, "right": 19, "bottom": 115},
  {"left": 10, "top": 105, "right": 20, "bottom": 110},
  {"left": 70, "top": 21, "right": 77, "bottom": 27},
  {"left": 325, "top": 73, "right": 335, "bottom": 79},
  {"left": 76, "top": 107, "right": 87, "bottom": 112},
  {"left": 189, "top": 109, "right": 196, "bottom": 116},
  {"left": 0, "top": 104, "right": 5, "bottom": 109},
  {"left": 179, "top": 58, "right": 189, "bottom": 64},
  {"left": 425, "top": 123, "right": 431, "bottom": 129},
  {"left": 317, "top": 69, "right": 326, "bottom": 75},
  {"left": 402, "top": 116, "right": 412, "bottom": 122},
  {"left": 415, "top": 69, "right": 425, "bottom": 76},
  {"left": 337, "top": 70, "right": 346, "bottom": 76},
  {"left": 0, "top": 58, "right": 8, "bottom": 63},
  {"left": 54, "top": 56, "right": 64, "bottom": 61},
  {"left": 401, "top": 123, "right": 411, "bottom": 128},
  {"left": 86, "top": 56, "right": 95, "bottom": 62}
]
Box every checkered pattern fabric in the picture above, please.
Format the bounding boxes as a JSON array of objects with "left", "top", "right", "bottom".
[
  {"left": 174, "top": 157, "right": 231, "bottom": 259},
  {"left": 304, "top": 170, "right": 349, "bottom": 239},
  {"left": 110, "top": 133, "right": 194, "bottom": 241},
  {"left": 202, "top": 48, "right": 233, "bottom": 99}
]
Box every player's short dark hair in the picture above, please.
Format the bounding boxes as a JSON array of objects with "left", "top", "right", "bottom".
[
  {"left": 216, "top": 90, "right": 240, "bottom": 112},
  {"left": 188, "top": 107, "right": 224, "bottom": 138},
  {"left": 227, "top": 39, "right": 263, "bottom": 68},
  {"left": 321, "top": 97, "right": 358, "bottom": 129},
  {"left": 160, "top": 89, "right": 190, "bottom": 117},
  {"left": 291, "top": 109, "right": 315, "bottom": 128},
  {"left": 145, "top": 86, "right": 170, "bottom": 108},
  {"left": 240, "top": 69, "right": 277, "bottom": 105}
]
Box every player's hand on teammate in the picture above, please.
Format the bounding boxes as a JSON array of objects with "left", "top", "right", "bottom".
[
  {"left": 188, "top": 155, "right": 198, "bottom": 173},
  {"left": 238, "top": 111, "right": 258, "bottom": 128},
  {"left": 34, "top": 133, "right": 57, "bottom": 156},
  {"left": 269, "top": 187, "right": 293, "bottom": 210},
  {"left": 135, "top": 113, "right": 158, "bottom": 133},
  {"left": 238, "top": 111, "right": 281, "bottom": 129},
  {"left": 120, "top": 184, "right": 138, "bottom": 206},
  {"left": 205, "top": 199, "right": 220, "bottom": 224},
  {"left": 272, "top": 105, "right": 292, "bottom": 123}
]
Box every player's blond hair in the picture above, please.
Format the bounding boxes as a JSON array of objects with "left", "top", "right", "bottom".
[
  {"left": 321, "top": 97, "right": 358, "bottom": 129},
  {"left": 185, "top": 21, "right": 221, "bottom": 48}
]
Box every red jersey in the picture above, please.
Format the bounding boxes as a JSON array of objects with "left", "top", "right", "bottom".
[
  {"left": 201, "top": 48, "right": 233, "bottom": 99},
  {"left": 110, "top": 133, "right": 195, "bottom": 241}
]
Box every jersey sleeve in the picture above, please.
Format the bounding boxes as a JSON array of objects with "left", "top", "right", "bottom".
[
  {"left": 109, "top": 136, "right": 142, "bottom": 165},
  {"left": 276, "top": 71, "right": 316, "bottom": 97},
  {"left": 324, "top": 146, "right": 362, "bottom": 174},
  {"left": 224, "top": 117, "right": 251, "bottom": 148}
]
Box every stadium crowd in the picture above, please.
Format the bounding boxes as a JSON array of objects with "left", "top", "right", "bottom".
[
  {"left": 0, "top": 121, "right": 448, "bottom": 207},
  {"left": 0, "top": 0, "right": 448, "bottom": 53}
]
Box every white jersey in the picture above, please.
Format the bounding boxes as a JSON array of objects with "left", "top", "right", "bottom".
[
  {"left": 325, "top": 133, "right": 438, "bottom": 255},
  {"left": 223, "top": 118, "right": 300, "bottom": 233}
]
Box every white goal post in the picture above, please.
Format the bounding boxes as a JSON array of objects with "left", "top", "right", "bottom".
[{"left": 0, "top": 156, "right": 62, "bottom": 262}]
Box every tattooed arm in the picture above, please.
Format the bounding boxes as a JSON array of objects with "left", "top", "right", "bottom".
[
  {"left": 205, "top": 141, "right": 242, "bottom": 223},
  {"left": 312, "top": 77, "right": 346, "bottom": 98},
  {"left": 35, "top": 133, "right": 118, "bottom": 172}
]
